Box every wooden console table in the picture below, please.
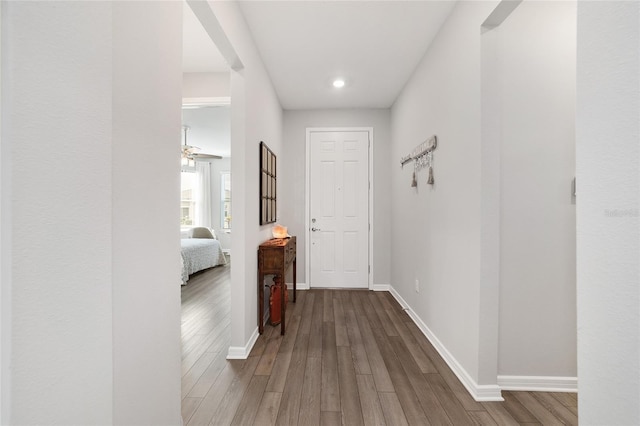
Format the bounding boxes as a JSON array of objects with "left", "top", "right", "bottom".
[{"left": 258, "top": 236, "right": 296, "bottom": 335}]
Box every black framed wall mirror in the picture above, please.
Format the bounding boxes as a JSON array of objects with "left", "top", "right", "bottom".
[{"left": 260, "top": 141, "right": 276, "bottom": 225}]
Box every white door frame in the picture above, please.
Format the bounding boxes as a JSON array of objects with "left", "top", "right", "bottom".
[{"left": 305, "top": 127, "right": 374, "bottom": 290}]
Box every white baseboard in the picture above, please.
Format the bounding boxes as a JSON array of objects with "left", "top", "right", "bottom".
[
  {"left": 498, "top": 375, "right": 577, "bottom": 392},
  {"left": 226, "top": 327, "right": 259, "bottom": 360},
  {"left": 388, "top": 286, "right": 503, "bottom": 402},
  {"left": 286, "top": 282, "right": 309, "bottom": 290},
  {"left": 372, "top": 283, "right": 390, "bottom": 291},
  {"left": 284, "top": 282, "right": 388, "bottom": 291},
  {"left": 231, "top": 283, "right": 305, "bottom": 359}
]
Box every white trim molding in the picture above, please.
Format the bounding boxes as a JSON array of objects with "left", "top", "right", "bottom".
[
  {"left": 182, "top": 96, "right": 231, "bottom": 108},
  {"left": 226, "top": 327, "right": 259, "bottom": 359},
  {"left": 389, "top": 286, "right": 504, "bottom": 402},
  {"left": 497, "top": 375, "right": 578, "bottom": 393},
  {"left": 286, "top": 282, "right": 309, "bottom": 291},
  {"left": 372, "top": 283, "right": 390, "bottom": 292}
]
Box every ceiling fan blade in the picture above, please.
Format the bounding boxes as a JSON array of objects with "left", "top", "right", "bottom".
[
  {"left": 191, "top": 153, "right": 222, "bottom": 159},
  {"left": 182, "top": 144, "right": 201, "bottom": 153}
]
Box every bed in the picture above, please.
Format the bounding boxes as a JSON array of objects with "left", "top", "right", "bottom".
[{"left": 180, "top": 229, "right": 227, "bottom": 284}]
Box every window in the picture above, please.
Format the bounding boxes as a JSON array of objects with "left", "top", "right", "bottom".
[
  {"left": 221, "top": 172, "right": 231, "bottom": 230},
  {"left": 181, "top": 172, "right": 196, "bottom": 226}
]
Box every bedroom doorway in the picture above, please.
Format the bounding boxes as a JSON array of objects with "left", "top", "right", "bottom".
[
  {"left": 179, "top": 0, "right": 236, "bottom": 411},
  {"left": 180, "top": 102, "right": 232, "bottom": 255},
  {"left": 180, "top": 0, "right": 232, "bottom": 259}
]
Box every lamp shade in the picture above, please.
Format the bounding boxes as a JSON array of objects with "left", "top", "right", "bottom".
[{"left": 272, "top": 224, "right": 288, "bottom": 239}]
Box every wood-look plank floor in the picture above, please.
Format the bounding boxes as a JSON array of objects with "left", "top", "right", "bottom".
[{"left": 181, "top": 265, "right": 578, "bottom": 425}]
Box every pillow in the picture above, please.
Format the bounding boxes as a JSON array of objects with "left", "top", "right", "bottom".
[{"left": 191, "top": 227, "right": 216, "bottom": 239}]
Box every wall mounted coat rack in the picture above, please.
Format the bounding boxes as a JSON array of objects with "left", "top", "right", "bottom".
[{"left": 401, "top": 135, "right": 437, "bottom": 186}]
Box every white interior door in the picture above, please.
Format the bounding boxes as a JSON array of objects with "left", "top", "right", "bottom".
[{"left": 309, "top": 130, "right": 369, "bottom": 288}]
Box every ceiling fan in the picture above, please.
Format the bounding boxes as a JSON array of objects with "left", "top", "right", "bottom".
[{"left": 181, "top": 126, "right": 222, "bottom": 170}]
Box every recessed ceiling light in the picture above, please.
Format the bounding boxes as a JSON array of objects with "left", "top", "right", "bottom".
[{"left": 333, "top": 79, "right": 345, "bottom": 88}]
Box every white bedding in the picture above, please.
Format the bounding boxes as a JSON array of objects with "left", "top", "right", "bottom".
[{"left": 180, "top": 238, "right": 227, "bottom": 284}]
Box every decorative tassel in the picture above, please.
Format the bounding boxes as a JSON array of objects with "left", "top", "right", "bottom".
[
  {"left": 411, "top": 171, "right": 417, "bottom": 187},
  {"left": 427, "top": 166, "right": 434, "bottom": 185}
]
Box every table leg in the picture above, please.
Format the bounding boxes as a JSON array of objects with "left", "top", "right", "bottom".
[
  {"left": 258, "top": 270, "right": 264, "bottom": 334},
  {"left": 293, "top": 257, "right": 297, "bottom": 303},
  {"left": 280, "top": 269, "right": 286, "bottom": 335}
]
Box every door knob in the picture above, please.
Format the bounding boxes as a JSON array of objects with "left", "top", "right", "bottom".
[{"left": 311, "top": 227, "right": 321, "bottom": 232}]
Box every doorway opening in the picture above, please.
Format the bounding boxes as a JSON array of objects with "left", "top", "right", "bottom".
[
  {"left": 480, "top": 0, "right": 577, "bottom": 391},
  {"left": 179, "top": 0, "right": 235, "bottom": 409}
]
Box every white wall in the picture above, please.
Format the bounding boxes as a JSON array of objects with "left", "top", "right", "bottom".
[
  {"left": 183, "top": 72, "right": 230, "bottom": 99},
  {"left": 497, "top": 1, "right": 577, "bottom": 379},
  {"left": 390, "top": 1, "right": 498, "bottom": 392},
  {"left": 0, "top": 6, "right": 8, "bottom": 422},
  {"left": 204, "top": 1, "right": 283, "bottom": 354},
  {"left": 576, "top": 1, "right": 640, "bottom": 424},
  {"left": 391, "top": 0, "right": 580, "bottom": 397},
  {"left": 2, "top": 2, "right": 182, "bottom": 424},
  {"left": 4, "top": 3, "right": 113, "bottom": 422},
  {"left": 281, "top": 109, "right": 391, "bottom": 287},
  {"left": 112, "top": 3, "right": 183, "bottom": 423}
]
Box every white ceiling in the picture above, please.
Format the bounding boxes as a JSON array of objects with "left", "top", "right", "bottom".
[
  {"left": 182, "top": 1, "right": 456, "bottom": 109},
  {"left": 182, "top": 106, "right": 231, "bottom": 158}
]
